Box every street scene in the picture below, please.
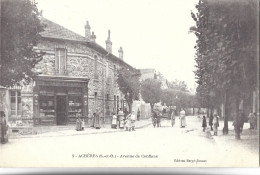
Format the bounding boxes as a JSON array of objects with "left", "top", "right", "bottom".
[{"left": 0, "top": 0, "right": 259, "bottom": 168}]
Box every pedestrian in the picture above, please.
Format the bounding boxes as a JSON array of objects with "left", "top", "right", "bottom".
[
  {"left": 118, "top": 108, "right": 124, "bottom": 129},
  {"left": 94, "top": 110, "right": 101, "bottom": 129},
  {"left": 137, "top": 108, "right": 140, "bottom": 121},
  {"left": 202, "top": 116, "right": 207, "bottom": 132},
  {"left": 238, "top": 110, "right": 246, "bottom": 133},
  {"left": 171, "top": 109, "right": 176, "bottom": 127},
  {"left": 213, "top": 114, "right": 219, "bottom": 136},
  {"left": 152, "top": 111, "right": 157, "bottom": 128},
  {"left": 179, "top": 109, "right": 187, "bottom": 128},
  {"left": 131, "top": 110, "right": 136, "bottom": 131},
  {"left": 81, "top": 118, "right": 85, "bottom": 131},
  {"left": 248, "top": 112, "right": 255, "bottom": 129},
  {"left": 75, "top": 116, "right": 81, "bottom": 131},
  {"left": 125, "top": 113, "right": 132, "bottom": 131},
  {"left": 111, "top": 112, "right": 117, "bottom": 129},
  {"left": 0, "top": 111, "right": 8, "bottom": 144},
  {"left": 209, "top": 113, "right": 213, "bottom": 131}
]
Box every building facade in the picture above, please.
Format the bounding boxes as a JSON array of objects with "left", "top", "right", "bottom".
[{"left": 1, "top": 18, "right": 138, "bottom": 126}]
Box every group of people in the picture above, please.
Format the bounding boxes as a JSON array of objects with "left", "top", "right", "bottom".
[
  {"left": 75, "top": 110, "right": 101, "bottom": 131},
  {"left": 202, "top": 114, "right": 219, "bottom": 135},
  {"left": 152, "top": 107, "right": 187, "bottom": 128},
  {"left": 111, "top": 109, "right": 137, "bottom": 132}
]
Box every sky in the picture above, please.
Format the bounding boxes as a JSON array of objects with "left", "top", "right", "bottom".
[{"left": 36, "top": 0, "right": 198, "bottom": 90}]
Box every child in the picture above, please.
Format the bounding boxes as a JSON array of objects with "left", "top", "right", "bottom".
[
  {"left": 213, "top": 114, "right": 219, "bottom": 136},
  {"left": 202, "top": 116, "right": 207, "bottom": 132}
]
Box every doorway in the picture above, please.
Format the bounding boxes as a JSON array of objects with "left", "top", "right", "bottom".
[{"left": 57, "top": 95, "right": 67, "bottom": 125}]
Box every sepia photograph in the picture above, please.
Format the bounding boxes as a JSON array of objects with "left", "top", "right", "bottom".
[{"left": 0, "top": 0, "right": 259, "bottom": 170}]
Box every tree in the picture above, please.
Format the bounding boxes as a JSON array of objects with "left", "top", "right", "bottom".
[
  {"left": 117, "top": 67, "right": 140, "bottom": 112},
  {"left": 140, "top": 78, "right": 162, "bottom": 111},
  {"left": 0, "top": 0, "right": 45, "bottom": 87},
  {"left": 191, "top": 0, "right": 257, "bottom": 138}
]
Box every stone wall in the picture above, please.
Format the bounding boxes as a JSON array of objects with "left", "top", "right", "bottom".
[{"left": 32, "top": 39, "right": 127, "bottom": 121}]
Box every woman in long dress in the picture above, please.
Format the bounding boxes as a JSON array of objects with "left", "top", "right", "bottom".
[
  {"left": 111, "top": 113, "right": 117, "bottom": 129},
  {"left": 179, "top": 109, "right": 187, "bottom": 128},
  {"left": 94, "top": 110, "right": 101, "bottom": 129},
  {"left": 171, "top": 110, "right": 176, "bottom": 127}
]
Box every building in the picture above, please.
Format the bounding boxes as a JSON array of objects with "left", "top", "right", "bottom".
[{"left": 0, "top": 17, "right": 138, "bottom": 126}]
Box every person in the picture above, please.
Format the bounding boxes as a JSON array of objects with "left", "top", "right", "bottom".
[
  {"left": 94, "top": 110, "right": 101, "bottom": 129},
  {"left": 111, "top": 112, "right": 117, "bottom": 129},
  {"left": 75, "top": 116, "right": 82, "bottom": 131},
  {"left": 125, "top": 113, "right": 131, "bottom": 131},
  {"left": 152, "top": 111, "right": 157, "bottom": 128},
  {"left": 179, "top": 109, "right": 187, "bottom": 128},
  {"left": 0, "top": 111, "right": 8, "bottom": 144},
  {"left": 137, "top": 108, "right": 140, "bottom": 121},
  {"left": 202, "top": 116, "right": 207, "bottom": 132},
  {"left": 118, "top": 108, "right": 124, "bottom": 129},
  {"left": 209, "top": 113, "right": 213, "bottom": 131},
  {"left": 81, "top": 118, "right": 85, "bottom": 131},
  {"left": 238, "top": 110, "right": 245, "bottom": 133},
  {"left": 130, "top": 110, "right": 136, "bottom": 131},
  {"left": 248, "top": 112, "right": 255, "bottom": 129},
  {"left": 213, "top": 114, "right": 219, "bottom": 136},
  {"left": 171, "top": 109, "right": 176, "bottom": 127}
]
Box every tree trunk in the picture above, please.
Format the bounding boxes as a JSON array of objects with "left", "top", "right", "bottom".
[
  {"left": 150, "top": 103, "right": 154, "bottom": 112},
  {"left": 234, "top": 95, "right": 241, "bottom": 139},
  {"left": 223, "top": 92, "right": 229, "bottom": 135},
  {"left": 127, "top": 101, "right": 132, "bottom": 113}
]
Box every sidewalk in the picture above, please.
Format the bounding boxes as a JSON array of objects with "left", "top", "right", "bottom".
[
  {"left": 8, "top": 118, "right": 152, "bottom": 139},
  {"left": 207, "top": 119, "right": 259, "bottom": 166}
]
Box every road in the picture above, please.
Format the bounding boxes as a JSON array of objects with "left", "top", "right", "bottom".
[{"left": 0, "top": 116, "right": 258, "bottom": 167}]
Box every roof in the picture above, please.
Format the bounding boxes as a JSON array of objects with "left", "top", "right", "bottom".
[
  {"left": 40, "top": 17, "right": 137, "bottom": 71},
  {"left": 40, "top": 17, "right": 86, "bottom": 42}
]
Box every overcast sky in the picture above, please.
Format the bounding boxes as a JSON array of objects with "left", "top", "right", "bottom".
[{"left": 36, "top": 0, "right": 198, "bottom": 90}]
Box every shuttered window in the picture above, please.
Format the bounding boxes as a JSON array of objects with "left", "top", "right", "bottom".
[{"left": 55, "top": 48, "right": 67, "bottom": 74}]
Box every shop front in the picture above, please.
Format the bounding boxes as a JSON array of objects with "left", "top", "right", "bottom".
[{"left": 33, "top": 76, "right": 89, "bottom": 126}]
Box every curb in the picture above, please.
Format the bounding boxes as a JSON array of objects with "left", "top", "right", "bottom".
[{"left": 9, "top": 121, "right": 153, "bottom": 139}]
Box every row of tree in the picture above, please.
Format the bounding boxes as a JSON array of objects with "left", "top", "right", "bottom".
[
  {"left": 117, "top": 67, "right": 197, "bottom": 115},
  {"left": 190, "top": 0, "right": 258, "bottom": 139}
]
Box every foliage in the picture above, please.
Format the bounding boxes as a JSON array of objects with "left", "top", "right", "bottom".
[
  {"left": 0, "top": 0, "right": 45, "bottom": 87},
  {"left": 117, "top": 67, "right": 140, "bottom": 111},
  {"left": 191, "top": 0, "right": 257, "bottom": 138},
  {"left": 140, "top": 78, "right": 162, "bottom": 110}
]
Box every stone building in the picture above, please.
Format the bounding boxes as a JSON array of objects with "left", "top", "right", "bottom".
[{"left": 1, "top": 17, "right": 138, "bottom": 126}]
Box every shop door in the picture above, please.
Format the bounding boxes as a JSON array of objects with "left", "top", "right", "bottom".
[{"left": 57, "top": 95, "right": 67, "bottom": 125}]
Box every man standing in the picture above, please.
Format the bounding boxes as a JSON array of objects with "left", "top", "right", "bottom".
[
  {"left": 0, "top": 111, "right": 8, "bottom": 144},
  {"left": 171, "top": 107, "right": 176, "bottom": 127}
]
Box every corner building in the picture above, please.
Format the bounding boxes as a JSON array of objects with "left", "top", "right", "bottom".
[{"left": 5, "top": 18, "right": 138, "bottom": 126}]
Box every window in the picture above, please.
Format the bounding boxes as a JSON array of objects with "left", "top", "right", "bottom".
[
  {"left": 10, "top": 90, "right": 22, "bottom": 117},
  {"left": 55, "top": 48, "right": 67, "bottom": 74}
]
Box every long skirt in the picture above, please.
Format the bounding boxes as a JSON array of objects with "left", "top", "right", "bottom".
[
  {"left": 180, "top": 117, "right": 187, "bottom": 127},
  {"left": 171, "top": 119, "right": 175, "bottom": 127},
  {"left": 213, "top": 124, "right": 218, "bottom": 132}
]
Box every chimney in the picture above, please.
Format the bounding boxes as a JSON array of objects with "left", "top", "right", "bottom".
[
  {"left": 118, "top": 47, "right": 123, "bottom": 60},
  {"left": 90, "top": 32, "right": 96, "bottom": 43},
  {"left": 85, "top": 21, "right": 91, "bottom": 41},
  {"left": 105, "top": 30, "right": 112, "bottom": 53}
]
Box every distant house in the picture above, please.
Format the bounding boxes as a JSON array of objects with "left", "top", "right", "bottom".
[{"left": 0, "top": 17, "right": 138, "bottom": 126}]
